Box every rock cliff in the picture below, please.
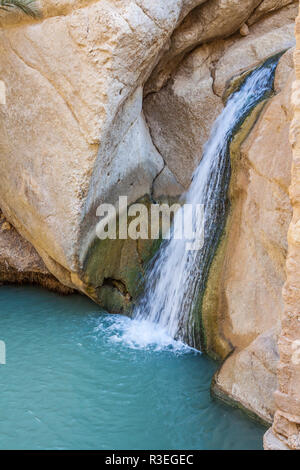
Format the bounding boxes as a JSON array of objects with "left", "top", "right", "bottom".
[
  {"left": 210, "top": 51, "right": 294, "bottom": 424},
  {"left": 264, "top": 5, "right": 300, "bottom": 450}
]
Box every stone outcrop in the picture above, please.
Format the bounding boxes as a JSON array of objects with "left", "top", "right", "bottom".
[
  {"left": 248, "top": 0, "right": 296, "bottom": 26},
  {"left": 213, "top": 18, "right": 295, "bottom": 97},
  {"left": 145, "top": 0, "right": 298, "bottom": 94},
  {"left": 144, "top": 6, "right": 297, "bottom": 190},
  {"left": 0, "top": 210, "right": 72, "bottom": 293},
  {"left": 144, "top": 42, "right": 224, "bottom": 188},
  {"left": 264, "top": 7, "right": 300, "bottom": 450},
  {"left": 0, "top": 0, "right": 181, "bottom": 306},
  {"left": 213, "top": 329, "right": 279, "bottom": 424}
]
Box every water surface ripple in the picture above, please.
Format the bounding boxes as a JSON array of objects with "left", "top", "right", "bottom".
[{"left": 0, "top": 287, "right": 265, "bottom": 450}]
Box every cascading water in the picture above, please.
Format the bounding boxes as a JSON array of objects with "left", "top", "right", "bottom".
[{"left": 133, "top": 56, "right": 280, "bottom": 349}]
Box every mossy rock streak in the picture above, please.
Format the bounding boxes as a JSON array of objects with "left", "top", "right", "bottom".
[
  {"left": 82, "top": 196, "right": 163, "bottom": 314},
  {"left": 201, "top": 99, "right": 268, "bottom": 361},
  {"left": 223, "top": 52, "right": 286, "bottom": 104}
]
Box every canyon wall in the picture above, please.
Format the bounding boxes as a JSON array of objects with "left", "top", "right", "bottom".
[
  {"left": 211, "top": 50, "right": 294, "bottom": 424},
  {"left": 0, "top": 0, "right": 297, "bottom": 308},
  {"left": 264, "top": 6, "right": 300, "bottom": 450},
  {"left": 0, "top": 0, "right": 299, "bottom": 429}
]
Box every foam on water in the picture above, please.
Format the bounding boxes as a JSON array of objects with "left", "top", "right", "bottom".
[{"left": 93, "top": 314, "right": 196, "bottom": 354}]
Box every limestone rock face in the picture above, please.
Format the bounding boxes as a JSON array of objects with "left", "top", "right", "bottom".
[
  {"left": 214, "top": 329, "right": 279, "bottom": 424},
  {"left": 264, "top": 427, "right": 290, "bottom": 449},
  {"left": 224, "top": 70, "right": 293, "bottom": 345},
  {"left": 0, "top": 211, "right": 72, "bottom": 292},
  {"left": 274, "top": 46, "right": 294, "bottom": 90},
  {"left": 213, "top": 22, "right": 295, "bottom": 97},
  {"left": 144, "top": 42, "right": 223, "bottom": 188},
  {"left": 0, "top": 0, "right": 296, "bottom": 309},
  {"left": 169, "top": 0, "right": 262, "bottom": 56},
  {"left": 207, "top": 53, "right": 294, "bottom": 423},
  {"left": 144, "top": 6, "right": 297, "bottom": 190},
  {"left": 146, "top": 0, "right": 261, "bottom": 94},
  {"left": 247, "top": 0, "right": 297, "bottom": 26},
  {"left": 145, "top": 1, "right": 298, "bottom": 95},
  {"left": 0, "top": 0, "right": 190, "bottom": 303},
  {"left": 265, "top": 7, "right": 300, "bottom": 450}
]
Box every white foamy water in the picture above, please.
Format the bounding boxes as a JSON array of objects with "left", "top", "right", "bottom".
[
  {"left": 133, "top": 57, "right": 279, "bottom": 349},
  {"left": 94, "top": 315, "right": 195, "bottom": 354}
]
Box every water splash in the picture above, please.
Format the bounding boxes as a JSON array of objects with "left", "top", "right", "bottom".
[
  {"left": 134, "top": 56, "right": 280, "bottom": 349},
  {"left": 93, "top": 315, "right": 195, "bottom": 354}
]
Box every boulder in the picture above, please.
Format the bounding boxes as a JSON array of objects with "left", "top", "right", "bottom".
[{"left": 213, "top": 329, "right": 279, "bottom": 424}]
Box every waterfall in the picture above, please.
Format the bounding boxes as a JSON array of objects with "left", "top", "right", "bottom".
[{"left": 134, "top": 57, "right": 279, "bottom": 349}]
